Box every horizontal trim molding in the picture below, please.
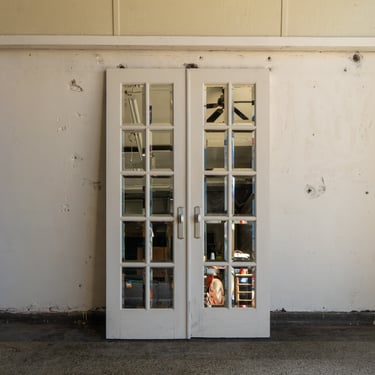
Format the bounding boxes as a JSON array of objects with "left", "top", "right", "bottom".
[
  {"left": 1, "top": 310, "right": 373, "bottom": 326},
  {"left": 1, "top": 35, "right": 375, "bottom": 51}
]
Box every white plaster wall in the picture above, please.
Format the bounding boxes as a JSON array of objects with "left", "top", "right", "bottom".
[{"left": 0, "top": 49, "right": 374, "bottom": 312}]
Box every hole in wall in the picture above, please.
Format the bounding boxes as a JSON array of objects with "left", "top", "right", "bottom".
[{"left": 352, "top": 53, "right": 361, "bottom": 63}]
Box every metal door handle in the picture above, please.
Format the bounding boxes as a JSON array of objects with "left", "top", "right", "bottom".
[
  {"left": 194, "top": 206, "right": 201, "bottom": 239},
  {"left": 177, "top": 207, "right": 184, "bottom": 239}
]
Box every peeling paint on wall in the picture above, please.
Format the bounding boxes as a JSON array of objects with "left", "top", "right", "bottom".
[
  {"left": 71, "top": 153, "right": 84, "bottom": 167},
  {"left": 60, "top": 203, "right": 70, "bottom": 213},
  {"left": 305, "top": 177, "right": 327, "bottom": 199},
  {"left": 69, "top": 79, "right": 84, "bottom": 92},
  {"left": 57, "top": 125, "right": 67, "bottom": 133},
  {"left": 95, "top": 54, "right": 104, "bottom": 65},
  {"left": 75, "top": 112, "right": 86, "bottom": 119},
  {"left": 82, "top": 178, "right": 102, "bottom": 191}
]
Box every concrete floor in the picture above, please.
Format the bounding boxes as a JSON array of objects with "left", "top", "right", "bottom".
[{"left": 0, "top": 319, "right": 375, "bottom": 374}]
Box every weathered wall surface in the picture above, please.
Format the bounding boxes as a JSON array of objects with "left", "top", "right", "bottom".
[{"left": 0, "top": 50, "right": 374, "bottom": 312}]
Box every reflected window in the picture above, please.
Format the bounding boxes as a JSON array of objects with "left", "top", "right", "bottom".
[
  {"left": 205, "top": 85, "right": 227, "bottom": 124},
  {"left": 122, "top": 131, "right": 146, "bottom": 171},
  {"left": 232, "top": 84, "right": 255, "bottom": 124},
  {"left": 204, "top": 266, "right": 227, "bottom": 307},
  {"left": 205, "top": 221, "right": 227, "bottom": 261},
  {"left": 205, "top": 176, "right": 227, "bottom": 215},
  {"left": 232, "top": 267, "right": 256, "bottom": 308},
  {"left": 204, "top": 131, "right": 227, "bottom": 170},
  {"left": 232, "top": 131, "right": 255, "bottom": 170},
  {"left": 122, "top": 84, "right": 145, "bottom": 125},
  {"left": 122, "top": 267, "right": 145, "bottom": 309},
  {"left": 150, "top": 84, "right": 173, "bottom": 125},
  {"left": 122, "top": 176, "right": 145, "bottom": 216},
  {"left": 122, "top": 222, "right": 145, "bottom": 262},
  {"left": 232, "top": 176, "right": 255, "bottom": 216},
  {"left": 150, "top": 176, "right": 174, "bottom": 215},
  {"left": 232, "top": 221, "right": 256, "bottom": 262},
  {"left": 150, "top": 130, "right": 174, "bottom": 170},
  {"left": 151, "top": 222, "right": 173, "bottom": 262},
  {"left": 150, "top": 268, "right": 174, "bottom": 308}
]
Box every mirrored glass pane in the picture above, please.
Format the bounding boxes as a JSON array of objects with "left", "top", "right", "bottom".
[
  {"left": 232, "top": 131, "right": 255, "bottom": 170},
  {"left": 122, "top": 267, "right": 145, "bottom": 309},
  {"left": 205, "top": 176, "right": 227, "bottom": 215},
  {"left": 233, "top": 176, "right": 255, "bottom": 216},
  {"left": 150, "top": 130, "right": 173, "bottom": 170},
  {"left": 150, "top": 176, "right": 174, "bottom": 215},
  {"left": 204, "top": 266, "right": 227, "bottom": 307},
  {"left": 122, "top": 131, "right": 146, "bottom": 171},
  {"left": 232, "top": 267, "right": 256, "bottom": 308},
  {"left": 150, "top": 268, "right": 173, "bottom": 308},
  {"left": 205, "top": 221, "right": 227, "bottom": 262},
  {"left": 122, "top": 176, "right": 145, "bottom": 216},
  {"left": 150, "top": 84, "right": 173, "bottom": 125},
  {"left": 151, "top": 222, "right": 173, "bottom": 262},
  {"left": 232, "top": 84, "right": 255, "bottom": 124},
  {"left": 204, "top": 131, "right": 227, "bottom": 171},
  {"left": 122, "top": 222, "right": 145, "bottom": 262},
  {"left": 205, "top": 85, "right": 227, "bottom": 124},
  {"left": 122, "top": 84, "right": 145, "bottom": 125},
  {"left": 232, "top": 221, "right": 256, "bottom": 262}
]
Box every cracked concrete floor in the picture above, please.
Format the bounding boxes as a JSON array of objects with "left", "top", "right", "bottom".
[{"left": 0, "top": 321, "right": 375, "bottom": 374}]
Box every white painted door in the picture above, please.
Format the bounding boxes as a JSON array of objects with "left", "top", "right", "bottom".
[
  {"left": 106, "top": 68, "right": 269, "bottom": 339},
  {"left": 106, "top": 69, "right": 187, "bottom": 339},
  {"left": 188, "top": 69, "right": 270, "bottom": 338}
]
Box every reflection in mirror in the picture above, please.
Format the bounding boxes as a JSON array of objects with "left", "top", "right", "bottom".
[
  {"left": 122, "top": 267, "right": 145, "bottom": 308},
  {"left": 233, "top": 176, "right": 255, "bottom": 216},
  {"left": 204, "top": 266, "right": 227, "bottom": 307},
  {"left": 205, "top": 221, "right": 227, "bottom": 261},
  {"left": 150, "top": 84, "right": 173, "bottom": 125},
  {"left": 122, "top": 222, "right": 145, "bottom": 262},
  {"left": 122, "top": 131, "right": 146, "bottom": 171},
  {"left": 205, "top": 85, "right": 227, "bottom": 124},
  {"left": 204, "top": 131, "right": 227, "bottom": 171},
  {"left": 205, "top": 176, "right": 227, "bottom": 214},
  {"left": 232, "top": 84, "right": 255, "bottom": 124},
  {"left": 232, "top": 266, "right": 256, "bottom": 308},
  {"left": 232, "top": 131, "right": 255, "bottom": 170},
  {"left": 122, "top": 84, "right": 145, "bottom": 125},
  {"left": 150, "top": 176, "right": 174, "bottom": 215},
  {"left": 150, "top": 268, "right": 174, "bottom": 308},
  {"left": 232, "top": 221, "right": 256, "bottom": 262},
  {"left": 150, "top": 130, "right": 174, "bottom": 170},
  {"left": 151, "top": 222, "right": 173, "bottom": 262},
  {"left": 122, "top": 176, "right": 145, "bottom": 216}
]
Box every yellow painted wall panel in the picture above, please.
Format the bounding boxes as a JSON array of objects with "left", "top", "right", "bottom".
[
  {"left": 119, "top": 0, "right": 281, "bottom": 36},
  {"left": 0, "top": 0, "right": 113, "bottom": 35},
  {"left": 286, "top": 0, "right": 375, "bottom": 36}
]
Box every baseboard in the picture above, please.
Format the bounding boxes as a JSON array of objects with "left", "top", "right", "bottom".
[
  {"left": 0, "top": 310, "right": 105, "bottom": 324},
  {"left": 271, "top": 311, "right": 375, "bottom": 326},
  {"left": 0, "top": 310, "right": 374, "bottom": 326}
]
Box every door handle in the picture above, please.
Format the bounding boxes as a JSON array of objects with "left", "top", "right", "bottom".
[
  {"left": 177, "top": 207, "right": 184, "bottom": 239},
  {"left": 194, "top": 206, "right": 201, "bottom": 239}
]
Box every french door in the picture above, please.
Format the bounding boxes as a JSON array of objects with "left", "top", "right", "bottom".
[{"left": 106, "top": 68, "right": 269, "bottom": 339}]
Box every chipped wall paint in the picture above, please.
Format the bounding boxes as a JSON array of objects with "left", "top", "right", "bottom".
[{"left": 0, "top": 50, "right": 374, "bottom": 313}]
